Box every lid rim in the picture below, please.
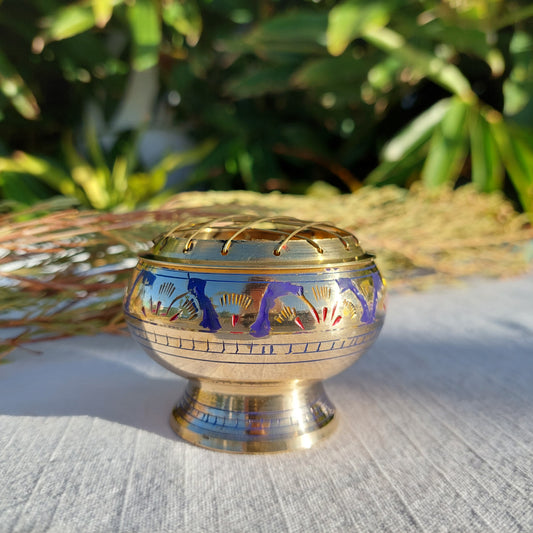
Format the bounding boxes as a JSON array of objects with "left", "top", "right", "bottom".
[
  {"left": 148, "top": 216, "right": 369, "bottom": 267},
  {"left": 139, "top": 253, "right": 376, "bottom": 273}
]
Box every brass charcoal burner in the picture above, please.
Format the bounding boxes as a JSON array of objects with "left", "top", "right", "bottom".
[{"left": 123, "top": 215, "right": 386, "bottom": 453}]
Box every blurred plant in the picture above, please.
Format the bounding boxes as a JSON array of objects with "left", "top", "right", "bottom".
[
  {"left": 0, "top": 0, "right": 532, "bottom": 216},
  {"left": 0, "top": 127, "right": 216, "bottom": 210},
  {"left": 329, "top": 0, "right": 533, "bottom": 217},
  {"left": 217, "top": 0, "right": 533, "bottom": 215}
]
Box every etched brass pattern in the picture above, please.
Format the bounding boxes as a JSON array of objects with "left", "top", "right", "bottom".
[
  {"left": 275, "top": 306, "right": 297, "bottom": 324},
  {"left": 312, "top": 285, "right": 331, "bottom": 303},
  {"left": 343, "top": 299, "right": 359, "bottom": 319},
  {"left": 219, "top": 293, "right": 252, "bottom": 309}
]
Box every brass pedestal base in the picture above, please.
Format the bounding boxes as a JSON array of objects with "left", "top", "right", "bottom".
[{"left": 170, "top": 380, "right": 337, "bottom": 453}]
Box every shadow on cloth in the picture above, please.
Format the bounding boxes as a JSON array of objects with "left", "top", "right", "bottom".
[
  {"left": 0, "top": 336, "right": 186, "bottom": 441},
  {"left": 1, "top": 329, "right": 532, "bottom": 442}
]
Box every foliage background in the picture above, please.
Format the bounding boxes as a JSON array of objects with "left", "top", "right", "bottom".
[{"left": 0, "top": 0, "right": 532, "bottom": 215}]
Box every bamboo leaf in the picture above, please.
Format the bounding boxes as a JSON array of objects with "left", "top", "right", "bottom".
[
  {"left": 327, "top": 0, "right": 391, "bottom": 56},
  {"left": 421, "top": 97, "right": 470, "bottom": 188},
  {"left": 0, "top": 50, "right": 40, "bottom": 120},
  {"left": 127, "top": 0, "right": 161, "bottom": 71},
  {"left": 382, "top": 98, "right": 452, "bottom": 162},
  {"left": 469, "top": 110, "right": 503, "bottom": 192}
]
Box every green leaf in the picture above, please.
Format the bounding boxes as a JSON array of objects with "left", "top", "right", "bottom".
[
  {"left": 0, "top": 50, "right": 40, "bottom": 120},
  {"left": 327, "top": 0, "right": 391, "bottom": 56},
  {"left": 154, "top": 138, "right": 218, "bottom": 174},
  {"left": 226, "top": 65, "right": 294, "bottom": 99},
  {"left": 291, "top": 55, "right": 373, "bottom": 89},
  {"left": 367, "top": 99, "right": 453, "bottom": 187},
  {"left": 83, "top": 109, "right": 109, "bottom": 172},
  {"left": 367, "top": 56, "right": 401, "bottom": 91},
  {"left": 494, "top": 4, "right": 533, "bottom": 30},
  {"left": 418, "top": 19, "right": 505, "bottom": 76},
  {"left": 0, "top": 172, "right": 55, "bottom": 206},
  {"left": 504, "top": 80, "right": 531, "bottom": 117},
  {"left": 469, "top": 110, "right": 503, "bottom": 192},
  {"left": 0, "top": 152, "right": 79, "bottom": 198},
  {"left": 35, "top": 4, "right": 96, "bottom": 48},
  {"left": 126, "top": 169, "right": 166, "bottom": 206},
  {"left": 489, "top": 117, "right": 533, "bottom": 215},
  {"left": 62, "top": 135, "right": 110, "bottom": 209},
  {"left": 237, "top": 150, "right": 256, "bottom": 191},
  {"left": 503, "top": 32, "right": 533, "bottom": 126},
  {"left": 421, "top": 97, "right": 470, "bottom": 188},
  {"left": 421, "top": 20, "right": 488, "bottom": 56},
  {"left": 364, "top": 26, "right": 475, "bottom": 100},
  {"left": 127, "top": 0, "right": 161, "bottom": 71},
  {"left": 110, "top": 156, "right": 128, "bottom": 202},
  {"left": 92, "top": 0, "right": 117, "bottom": 28},
  {"left": 35, "top": 0, "right": 125, "bottom": 47},
  {"left": 365, "top": 148, "right": 427, "bottom": 186},
  {"left": 245, "top": 11, "right": 328, "bottom": 55},
  {"left": 162, "top": 0, "right": 202, "bottom": 47},
  {"left": 382, "top": 98, "right": 452, "bottom": 162}
]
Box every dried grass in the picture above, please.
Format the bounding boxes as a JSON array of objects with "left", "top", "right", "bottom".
[{"left": 1, "top": 185, "right": 531, "bottom": 358}]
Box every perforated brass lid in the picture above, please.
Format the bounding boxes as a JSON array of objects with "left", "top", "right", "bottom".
[{"left": 145, "top": 215, "right": 372, "bottom": 269}]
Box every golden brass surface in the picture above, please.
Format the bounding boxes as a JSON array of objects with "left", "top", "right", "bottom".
[{"left": 124, "top": 215, "right": 386, "bottom": 453}]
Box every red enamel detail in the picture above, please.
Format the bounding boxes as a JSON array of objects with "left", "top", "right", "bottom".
[
  {"left": 232, "top": 314, "right": 239, "bottom": 327},
  {"left": 169, "top": 313, "right": 180, "bottom": 321},
  {"left": 294, "top": 317, "right": 305, "bottom": 330},
  {"left": 155, "top": 301, "right": 161, "bottom": 315},
  {"left": 331, "top": 303, "right": 338, "bottom": 320},
  {"left": 310, "top": 307, "right": 320, "bottom": 323},
  {"left": 322, "top": 307, "right": 328, "bottom": 322},
  {"left": 332, "top": 315, "right": 342, "bottom": 326},
  {"left": 141, "top": 306, "right": 146, "bottom": 316}
]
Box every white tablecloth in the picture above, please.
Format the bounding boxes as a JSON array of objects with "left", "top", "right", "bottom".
[{"left": 1, "top": 274, "right": 532, "bottom": 532}]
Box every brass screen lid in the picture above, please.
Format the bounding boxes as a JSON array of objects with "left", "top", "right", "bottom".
[{"left": 146, "top": 215, "right": 371, "bottom": 268}]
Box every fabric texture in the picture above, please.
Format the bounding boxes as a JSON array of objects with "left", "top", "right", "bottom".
[{"left": 1, "top": 274, "right": 532, "bottom": 532}]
